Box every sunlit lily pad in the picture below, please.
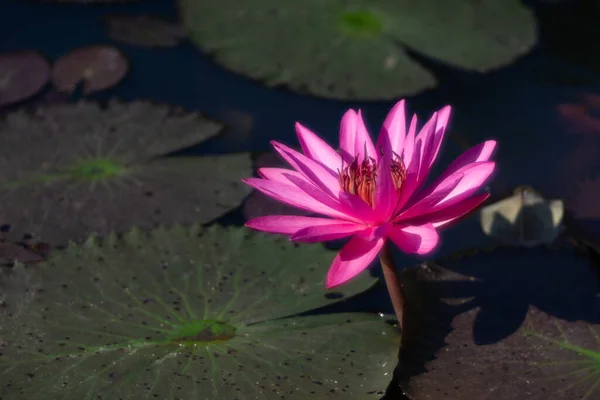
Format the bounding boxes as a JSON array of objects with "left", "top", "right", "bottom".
[
  {"left": 480, "top": 185, "right": 564, "bottom": 247},
  {"left": 0, "top": 51, "right": 50, "bottom": 107},
  {"left": 0, "top": 225, "right": 397, "bottom": 399},
  {"left": 0, "top": 100, "right": 251, "bottom": 244},
  {"left": 394, "top": 241, "right": 600, "bottom": 399},
  {"left": 180, "top": 0, "right": 535, "bottom": 100},
  {"left": 104, "top": 14, "right": 186, "bottom": 48},
  {"left": 51, "top": 45, "right": 128, "bottom": 95}
]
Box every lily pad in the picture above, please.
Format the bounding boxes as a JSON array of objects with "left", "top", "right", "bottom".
[
  {"left": 557, "top": 92, "right": 600, "bottom": 136},
  {"left": 104, "top": 14, "right": 186, "bottom": 48},
  {"left": 0, "top": 100, "right": 251, "bottom": 244},
  {"left": 180, "top": 0, "right": 535, "bottom": 100},
  {"left": 51, "top": 45, "right": 128, "bottom": 95},
  {"left": 480, "top": 185, "right": 564, "bottom": 247},
  {"left": 394, "top": 240, "right": 600, "bottom": 400},
  {"left": 0, "top": 50, "right": 50, "bottom": 107},
  {"left": 0, "top": 224, "right": 398, "bottom": 399}
]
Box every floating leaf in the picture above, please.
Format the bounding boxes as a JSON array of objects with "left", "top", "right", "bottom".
[
  {"left": 0, "top": 225, "right": 397, "bottom": 399},
  {"left": 0, "top": 100, "right": 250, "bottom": 244},
  {"left": 52, "top": 45, "right": 128, "bottom": 95},
  {"left": 104, "top": 14, "right": 186, "bottom": 48},
  {"left": 480, "top": 186, "right": 564, "bottom": 246},
  {"left": 0, "top": 50, "right": 50, "bottom": 107},
  {"left": 180, "top": 0, "right": 535, "bottom": 100},
  {"left": 394, "top": 242, "right": 600, "bottom": 400}
]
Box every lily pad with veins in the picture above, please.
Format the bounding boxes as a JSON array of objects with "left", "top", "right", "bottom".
[
  {"left": 393, "top": 240, "right": 600, "bottom": 400},
  {"left": 0, "top": 224, "right": 398, "bottom": 399},
  {"left": 180, "top": 0, "right": 535, "bottom": 100},
  {"left": 0, "top": 100, "right": 251, "bottom": 245}
]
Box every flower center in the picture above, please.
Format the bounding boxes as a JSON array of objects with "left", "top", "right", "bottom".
[{"left": 338, "top": 155, "right": 406, "bottom": 208}]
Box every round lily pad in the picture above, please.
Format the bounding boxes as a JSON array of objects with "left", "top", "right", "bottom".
[
  {"left": 180, "top": 0, "right": 535, "bottom": 100},
  {"left": 0, "top": 100, "right": 250, "bottom": 244},
  {"left": 0, "top": 50, "right": 50, "bottom": 107},
  {"left": 0, "top": 224, "right": 398, "bottom": 399},
  {"left": 394, "top": 241, "right": 600, "bottom": 399},
  {"left": 51, "top": 45, "right": 129, "bottom": 95},
  {"left": 104, "top": 14, "right": 186, "bottom": 48}
]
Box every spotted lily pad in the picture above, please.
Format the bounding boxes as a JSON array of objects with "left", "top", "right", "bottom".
[
  {"left": 394, "top": 241, "right": 600, "bottom": 400},
  {"left": 0, "top": 100, "right": 250, "bottom": 244},
  {"left": 180, "top": 0, "right": 535, "bottom": 100},
  {"left": 0, "top": 51, "right": 50, "bottom": 107},
  {"left": 104, "top": 14, "right": 186, "bottom": 48},
  {"left": 0, "top": 225, "right": 398, "bottom": 399},
  {"left": 51, "top": 45, "right": 128, "bottom": 95}
]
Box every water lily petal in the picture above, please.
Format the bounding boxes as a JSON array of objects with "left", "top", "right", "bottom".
[
  {"left": 284, "top": 174, "right": 365, "bottom": 223},
  {"left": 399, "top": 161, "right": 493, "bottom": 219},
  {"left": 338, "top": 191, "right": 379, "bottom": 224},
  {"left": 243, "top": 178, "right": 355, "bottom": 221},
  {"left": 401, "top": 192, "right": 490, "bottom": 228},
  {"left": 258, "top": 167, "right": 308, "bottom": 185},
  {"left": 433, "top": 161, "right": 495, "bottom": 209},
  {"left": 429, "top": 192, "right": 490, "bottom": 228},
  {"left": 291, "top": 222, "right": 366, "bottom": 243},
  {"left": 326, "top": 235, "right": 385, "bottom": 288},
  {"left": 393, "top": 139, "right": 423, "bottom": 215},
  {"left": 339, "top": 109, "right": 358, "bottom": 163},
  {"left": 272, "top": 141, "right": 340, "bottom": 198},
  {"left": 295, "top": 122, "right": 342, "bottom": 174},
  {"left": 355, "top": 110, "right": 377, "bottom": 163},
  {"left": 374, "top": 154, "right": 398, "bottom": 221},
  {"left": 246, "top": 215, "right": 351, "bottom": 235},
  {"left": 395, "top": 172, "right": 465, "bottom": 221},
  {"left": 401, "top": 114, "right": 418, "bottom": 169},
  {"left": 388, "top": 223, "right": 439, "bottom": 255},
  {"left": 377, "top": 99, "right": 406, "bottom": 156},
  {"left": 423, "top": 106, "right": 451, "bottom": 171},
  {"left": 435, "top": 140, "right": 497, "bottom": 183}
]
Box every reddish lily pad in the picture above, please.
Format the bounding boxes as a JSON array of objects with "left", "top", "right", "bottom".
[
  {"left": 394, "top": 241, "right": 600, "bottom": 400},
  {"left": 104, "top": 14, "right": 186, "bottom": 48},
  {"left": 0, "top": 51, "right": 50, "bottom": 107},
  {"left": 51, "top": 45, "right": 128, "bottom": 95},
  {"left": 558, "top": 92, "right": 600, "bottom": 136}
]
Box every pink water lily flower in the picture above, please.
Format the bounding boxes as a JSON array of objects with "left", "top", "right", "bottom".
[{"left": 243, "top": 100, "right": 496, "bottom": 288}]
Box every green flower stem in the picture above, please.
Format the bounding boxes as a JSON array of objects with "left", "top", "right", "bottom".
[{"left": 380, "top": 241, "right": 404, "bottom": 329}]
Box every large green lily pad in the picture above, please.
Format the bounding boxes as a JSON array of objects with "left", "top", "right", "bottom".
[
  {"left": 0, "top": 100, "right": 252, "bottom": 245},
  {"left": 0, "top": 225, "right": 398, "bottom": 399},
  {"left": 393, "top": 241, "right": 600, "bottom": 400},
  {"left": 180, "top": 0, "right": 535, "bottom": 100}
]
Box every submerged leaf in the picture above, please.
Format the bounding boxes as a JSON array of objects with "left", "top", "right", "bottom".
[
  {"left": 480, "top": 186, "right": 564, "bottom": 246},
  {"left": 0, "top": 50, "right": 50, "bottom": 107},
  {"left": 0, "top": 225, "right": 396, "bottom": 399},
  {"left": 104, "top": 14, "right": 186, "bottom": 48},
  {"left": 0, "top": 100, "right": 249, "bottom": 244},
  {"left": 51, "top": 45, "right": 128, "bottom": 95}
]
